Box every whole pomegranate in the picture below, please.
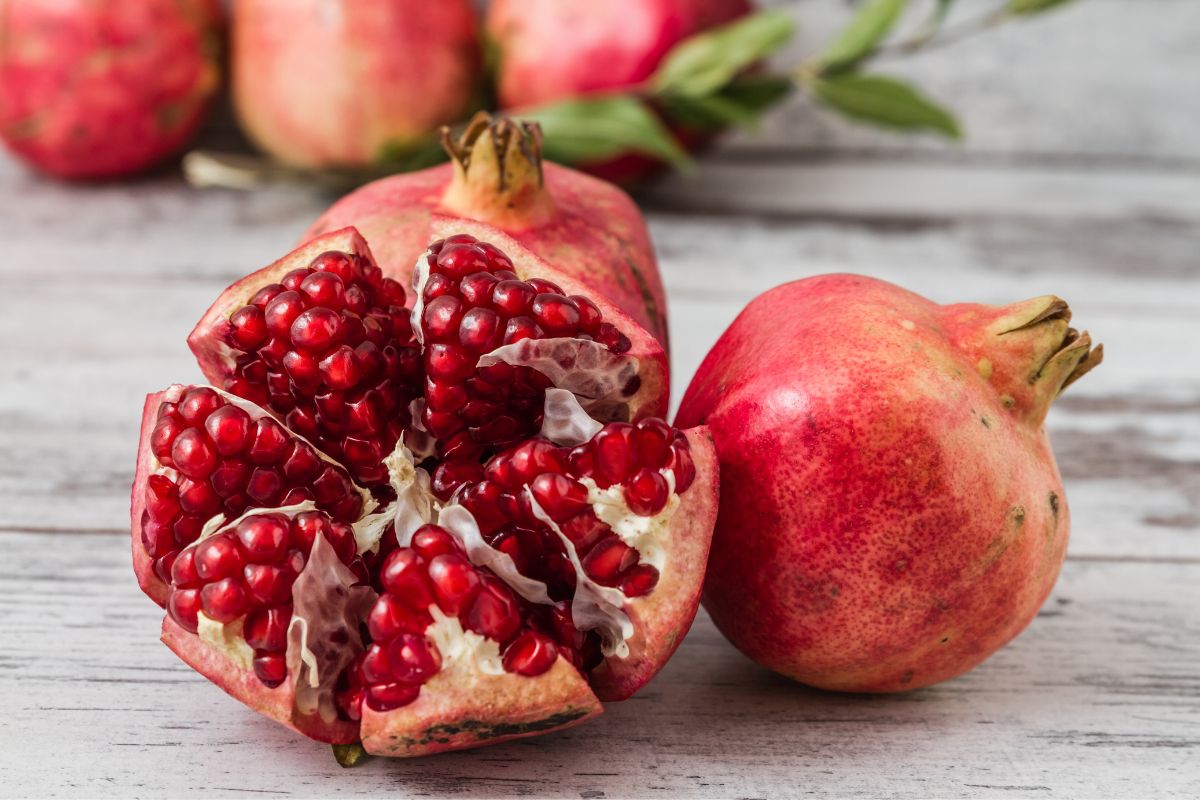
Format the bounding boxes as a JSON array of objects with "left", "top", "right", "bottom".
[
  {"left": 676, "top": 275, "right": 1102, "bottom": 692},
  {"left": 306, "top": 114, "right": 669, "bottom": 348},
  {"left": 0, "top": 0, "right": 222, "bottom": 180},
  {"left": 232, "top": 0, "right": 479, "bottom": 168},
  {"left": 133, "top": 225, "right": 718, "bottom": 756},
  {"left": 486, "top": 0, "right": 752, "bottom": 185}
]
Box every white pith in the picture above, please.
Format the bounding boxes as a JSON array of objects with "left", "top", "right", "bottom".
[
  {"left": 579, "top": 471, "right": 678, "bottom": 573},
  {"left": 527, "top": 491, "right": 634, "bottom": 659},
  {"left": 425, "top": 605, "right": 506, "bottom": 677},
  {"left": 197, "top": 612, "right": 254, "bottom": 670}
]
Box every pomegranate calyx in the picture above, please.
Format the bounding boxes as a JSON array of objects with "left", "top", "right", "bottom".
[
  {"left": 943, "top": 295, "right": 1103, "bottom": 426},
  {"left": 440, "top": 113, "right": 554, "bottom": 228}
]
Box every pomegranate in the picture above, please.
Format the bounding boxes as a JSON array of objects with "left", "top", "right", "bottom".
[
  {"left": 488, "top": 0, "right": 751, "bottom": 109},
  {"left": 676, "top": 275, "right": 1103, "bottom": 692},
  {"left": 486, "top": 0, "right": 752, "bottom": 184},
  {"left": 232, "top": 0, "right": 480, "bottom": 168},
  {"left": 306, "top": 114, "right": 669, "bottom": 347},
  {"left": 133, "top": 227, "right": 717, "bottom": 755},
  {"left": 0, "top": 0, "right": 222, "bottom": 180}
]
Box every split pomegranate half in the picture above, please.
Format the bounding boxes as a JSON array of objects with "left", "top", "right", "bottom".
[{"left": 132, "top": 226, "right": 717, "bottom": 757}]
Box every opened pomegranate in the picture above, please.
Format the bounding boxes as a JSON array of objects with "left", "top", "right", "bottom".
[
  {"left": 305, "top": 114, "right": 669, "bottom": 348},
  {"left": 0, "top": 0, "right": 222, "bottom": 179},
  {"left": 232, "top": 0, "right": 479, "bottom": 168},
  {"left": 133, "top": 226, "right": 717, "bottom": 756},
  {"left": 486, "top": 0, "right": 752, "bottom": 184},
  {"left": 676, "top": 275, "right": 1103, "bottom": 692}
]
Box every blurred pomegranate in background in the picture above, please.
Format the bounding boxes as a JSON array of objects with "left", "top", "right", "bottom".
[
  {"left": 0, "top": 0, "right": 222, "bottom": 180},
  {"left": 487, "top": 0, "right": 752, "bottom": 185},
  {"left": 232, "top": 0, "right": 480, "bottom": 168}
]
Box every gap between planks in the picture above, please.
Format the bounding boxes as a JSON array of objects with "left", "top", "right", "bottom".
[{"left": 6, "top": 527, "right": 1198, "bottom": 568}]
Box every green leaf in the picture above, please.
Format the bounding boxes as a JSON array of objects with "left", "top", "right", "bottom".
[
  {"left": 651, "top": 9, "right": 795, "bottom": 97},
  {"left": 375, "top": 134, "right": 449, "bottom": 169},
  {"left": 812, "top": 73, "right": 962, "bottom": 139},
  {"left": 925, "top": 0, "right": 956, "bottom": 34},
  {"left": 661, "top": 75, "right": 793, "bottom": 129},
  {"left": 1008, "top": 0, "right": 1078, "bottom": 14},
  {"left": 820, "top": 0, "right": 908, "bottom": 72},
  {"left": 520, "top": 96, "right": 691, "bottom": 167},
  {"left": 331, "top": 743, "right": 368, "bottom": 768}
]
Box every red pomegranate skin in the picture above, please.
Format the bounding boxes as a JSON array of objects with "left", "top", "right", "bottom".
[
  {"left": 0, "top": 0, "right": 222, "bottom": 180},
  {"left": 306, "top": 118, "right": 670, "bottom": 346},
  {"left": 487, "top": 0, "right": 751, "bottom": 185},
  {"left": 233, "top": 0, "right": 479, "bottom": 168},
  {"left": 489, "top": 0, "right": 750, "bottom": 108},
  {"left": 675, "top": 275, "right": 1102, "bottom": 692}
]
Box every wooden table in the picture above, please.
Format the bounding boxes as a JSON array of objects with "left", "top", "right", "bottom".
[{"left": 2, "top": 1, "right": 1197, "bottom": 797}]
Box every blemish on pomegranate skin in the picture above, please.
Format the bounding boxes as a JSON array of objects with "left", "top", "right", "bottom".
[
  {"left": 900, "top": 320, "right": 916, "bottom": 331},
  {"left": 900, "top": 670, "right": 914, "bottom": 684}
]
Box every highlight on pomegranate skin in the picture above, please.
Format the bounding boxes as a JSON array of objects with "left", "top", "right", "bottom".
[{"left": 134, "top": 225, "right": 718, "bottom": 758}]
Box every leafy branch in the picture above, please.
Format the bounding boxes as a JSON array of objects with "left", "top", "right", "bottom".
[{"left": 523, "top": 0, "right": 1080, "bottom": 165}]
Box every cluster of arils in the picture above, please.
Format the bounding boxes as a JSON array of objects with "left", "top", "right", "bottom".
[{"left": 133, "top": 227, "right": 716, "bottom": 758}]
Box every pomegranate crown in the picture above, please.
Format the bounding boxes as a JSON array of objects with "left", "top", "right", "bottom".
[
  {"left": 442, "top": 113, "right": 544, "bottom": 187},
  {"left": 439, "top": 113, "right": 553, "bottom": 226},
  {"left": 945, "top": 294, "right": 1104, "bottom": 427}
]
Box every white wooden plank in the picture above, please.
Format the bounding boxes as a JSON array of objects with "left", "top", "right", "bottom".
[
  {"left": 0, "top": 531, "right": 1197, "bottom": 798},
  {"left": 644, "top": 160, "right": 1200, "bottom": 223}
]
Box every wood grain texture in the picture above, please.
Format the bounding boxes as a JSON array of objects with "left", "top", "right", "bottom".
[
  {"left": 1, "top": 0, "right": 1198, "bottom": 795},
  {"left": 1, "top": 532, "right": 1198, "bottom": 799}
]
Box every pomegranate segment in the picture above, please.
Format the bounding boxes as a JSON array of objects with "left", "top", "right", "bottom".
[
  {"left": 133, "top": 384, "right": 370, "bottom": 605},
  {"left": 414, "top": 234, "right": 632, "bottom": 461},
  {"left": 216, "top": 249, "right": 420, "bottom": 486},
  {"left": 140, "top": 224, "right": 717, "bottom": 757},
  {"left": 189, "top": 229, "right": 422, "bottom": 489},
  {"left": 338, "top": 524, "right": 574, "bottom": 720},
  {"left": 167, "top": 509, "right": 365, "bottom": 692},
  {"left": 456, "top": 418, "right": 694, "bottom": 603}
]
